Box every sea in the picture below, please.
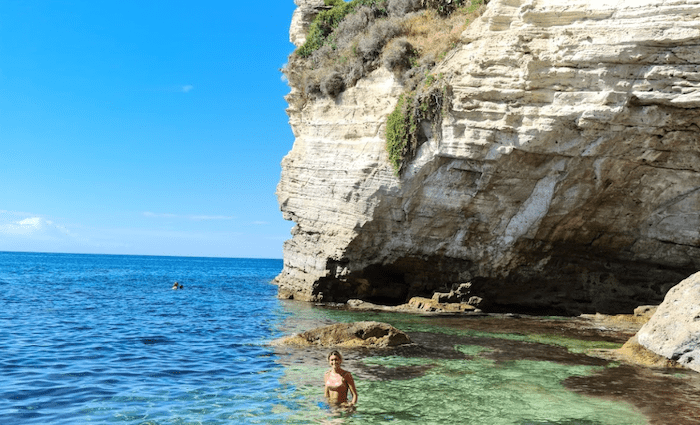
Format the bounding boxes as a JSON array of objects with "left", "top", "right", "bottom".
[{"left": 1, "top": 251, "right": 699, "bottom": 425}]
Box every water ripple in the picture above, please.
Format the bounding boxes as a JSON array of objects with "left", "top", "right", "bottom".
[
  {"left": 0, "top": 253, "right": 286, "bottom": 424},
  {"left": 5, "top": 252, "right": 694, "bottom": 425}
]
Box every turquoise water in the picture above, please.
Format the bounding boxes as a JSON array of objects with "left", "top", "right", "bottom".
[
  {"left": 271, "top": 304, "right": 653, "bottom": 425},
  {"left": 1, "top": 251, "right": 691, "bottom": 424}
]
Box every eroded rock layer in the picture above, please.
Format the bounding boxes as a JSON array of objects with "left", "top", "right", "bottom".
[{"left": 276, "top": 0, "right": 700, "bottom": 314}]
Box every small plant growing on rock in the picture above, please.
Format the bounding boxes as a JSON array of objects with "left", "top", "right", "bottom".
[
  {"left": 425, "top": 0, "right": 465, "bottom": 16},
  {"left": 297, "top": 0, "right": 391, "bottom": 58},
  {"left": 388, "top": 0, "right": 422, "bottom": 16},
  {"left": 385, "top": 75, "right": 449, "bottom": 175},
  {"left": 383, "top": 38, "right": 418, "bottom": 73},
  {"left": 386, "top": 94, "right": 410, "bottom": 174},
  {"left": 320, "top": 71, "right": 346, "bottom": 97},
  {"left": 356, "top": 17, "right": 404, "bottom": 61}
]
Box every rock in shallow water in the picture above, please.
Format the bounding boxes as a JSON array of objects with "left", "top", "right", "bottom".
[
  {"left": 637, "top": 272, "right": 700, "bottom": 373},
  {"left": 347, "top": 297, "right": 482, "bottom": 314},
  {"left": 275, "top": 321, "right": 412, "bottom": 348}
]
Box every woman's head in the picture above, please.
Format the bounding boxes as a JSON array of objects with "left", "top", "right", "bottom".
[{"left": 327, "top": 350, "right": 343, "bottom": 365}]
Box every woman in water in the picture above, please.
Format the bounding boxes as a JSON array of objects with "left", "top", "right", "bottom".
[{"left": 324, "top": 350, "right": 358, "bottom": 407}]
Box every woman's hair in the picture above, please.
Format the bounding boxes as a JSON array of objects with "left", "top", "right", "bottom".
[{"left": 327, "top": 350, "right": 343, "bottom": 361}]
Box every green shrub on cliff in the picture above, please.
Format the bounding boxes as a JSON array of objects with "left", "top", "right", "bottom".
[
  {"left": 425, "top": 0, "right": 465, "bottom": 16},
  {"left": 383, "top": 38, "right": 419, "bottom": 72},
  {"left": 385, "top": 77, "right": 449, "bottom": 175},
  {"left": 284, "top": 0, "right": 488, "bottom": 175},
  {"left": 386, "top": 94, "right": 410, "bottom": 174},
  {"left": 288, "top": 0, "right": 488, "bottom": 100},
  {"left": 297, "top": 0, "right": 390, "bottom": 58}
]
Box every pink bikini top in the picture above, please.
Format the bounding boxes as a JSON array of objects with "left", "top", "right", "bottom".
[{"left": 326, "top": 371, "right": 348, "bottom": 390}]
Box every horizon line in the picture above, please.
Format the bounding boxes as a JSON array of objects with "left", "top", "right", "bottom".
[{"left": 0, "top": 250, "right": 283, "bottom": 261}]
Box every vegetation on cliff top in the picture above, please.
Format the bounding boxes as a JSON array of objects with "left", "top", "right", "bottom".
[{"left": 283, "top": 0, "right": 488, "bottom": 174}]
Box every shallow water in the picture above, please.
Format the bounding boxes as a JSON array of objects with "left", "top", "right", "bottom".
[
  {"left": 274, "top": 302, "right": 700, "bottom": 425},
  {"left": 2, "top": 252, "right": 698, "bottom": 424}
]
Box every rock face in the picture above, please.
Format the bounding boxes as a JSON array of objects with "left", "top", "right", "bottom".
[
  {"left": 637, "top": 272, "right": 700, "bottom": 372},
  {"left": 289, "top": 0, "right": 326, "bottom": 47},
  {"left": 276, "top": 321, "right": 412, "bottom": 348},
  {"left": 276, "top": 0, "right": 700, "bottom": 314}
]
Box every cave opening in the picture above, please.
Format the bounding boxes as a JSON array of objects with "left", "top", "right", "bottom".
[{"left": 359, "top": 264, "right": 409, "bottom": 306}]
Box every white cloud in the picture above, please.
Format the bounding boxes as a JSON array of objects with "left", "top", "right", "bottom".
[
  {"left": 181, "top": 85, "right": 194, "bottom": 93},
  {"left": 18, "top": 217, "right": 43, "bottom": 228},
  {"left": 0, "top": 213, "right": 78, "bottom": 245},
  {"left": 0, "top": 209, "right": 284, "bottom": 258},
  {"left": 2, "top": 216, "right": 45, "bottom": 236}
]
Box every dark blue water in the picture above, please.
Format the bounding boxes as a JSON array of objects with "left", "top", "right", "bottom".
[{"left": 0, "top": 252, "right": 289, "bottom": 424}]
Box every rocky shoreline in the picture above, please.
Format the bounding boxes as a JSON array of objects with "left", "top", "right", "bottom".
[
  {"left": 283, "top": 274, "right": 699, "bottom": 374},
  {"left": 273, "top": 270, "right": 700, "bottom": 425},
  {"left": 273, "top": 298, "right": 700, "bottom": 425}
]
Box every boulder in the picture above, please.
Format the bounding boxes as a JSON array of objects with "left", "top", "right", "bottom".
[
  {"left": 637, "top": 272, "right": 700, "bottom": 372},
  {"left": 277, "top": 321, "right": 412, "bottom": 348}
]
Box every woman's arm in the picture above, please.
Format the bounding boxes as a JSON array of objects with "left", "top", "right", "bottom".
[
  {"left": 345, "top": 372, "right": 358, "bottom": 405},
  {"left": 324, "top": 371, "right": 330, "bottom": 398}
]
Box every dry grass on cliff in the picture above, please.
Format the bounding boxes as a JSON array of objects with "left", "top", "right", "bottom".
[
  {"left": 284, "top": 0, "right": 489, "bottom": 108},
  {"left": 401, "top": 4, "right": 484, "bottom": 62}
]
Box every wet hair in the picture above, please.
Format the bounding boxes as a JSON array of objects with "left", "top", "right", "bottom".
[{"left": 327, "top": 350, "right": 343, "bottom": 362}]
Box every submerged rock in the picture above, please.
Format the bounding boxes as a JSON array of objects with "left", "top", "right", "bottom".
[
  {"left": 637, "top": 272, "right": 700, "bottom": 373},
  {"left": 276, "top": 321, "right": 412, "bottom": 348}
]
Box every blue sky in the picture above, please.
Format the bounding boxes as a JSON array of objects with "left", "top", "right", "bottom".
[{"left": 0, "top": 0, "right": 298, "bottom": 258}]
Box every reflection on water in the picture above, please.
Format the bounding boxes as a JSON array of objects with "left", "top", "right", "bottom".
[{"left": 274, "top": 301, "right": 700, "bottom": 425}]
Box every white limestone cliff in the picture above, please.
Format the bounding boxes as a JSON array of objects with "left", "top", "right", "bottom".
[
  {"left": 276, "top": 0, "right": 700, "bottom": 314},
  {"left": 289, "top": 0, "right": 327, "bottom": 47}
]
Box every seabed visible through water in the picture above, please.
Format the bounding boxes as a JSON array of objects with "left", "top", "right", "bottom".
[{"left": 273, "top": 301, "right": 700, "bottom": 425}]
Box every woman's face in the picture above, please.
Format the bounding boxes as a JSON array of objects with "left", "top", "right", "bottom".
[{"left": 328, "top": 355, "right": 341, "bottom": 368}]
